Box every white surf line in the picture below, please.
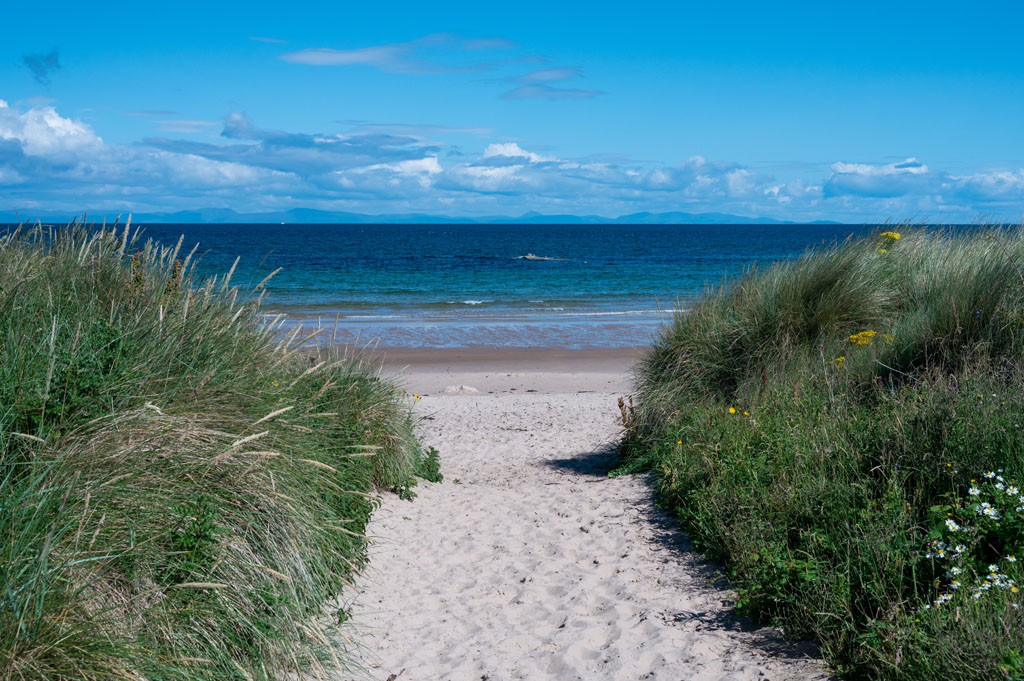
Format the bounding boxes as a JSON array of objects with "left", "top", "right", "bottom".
[{"left": 343, "top": 392, "right": 832, "bottom": 681}]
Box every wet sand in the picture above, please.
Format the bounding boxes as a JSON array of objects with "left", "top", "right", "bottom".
[{"left": 364, "top": 345, "right": 642, "bottom": 394}]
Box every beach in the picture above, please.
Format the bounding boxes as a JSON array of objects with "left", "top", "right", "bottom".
[
  {"left": 360, "top": 346, "right": 641, "bottom": 394},
  {"left": 342, "top": 347, "right": 831, "bottom": 680}
]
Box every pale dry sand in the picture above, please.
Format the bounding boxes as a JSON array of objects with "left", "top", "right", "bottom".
[{"left": 341, "top": 350, "right": 831, "bottom": 681}]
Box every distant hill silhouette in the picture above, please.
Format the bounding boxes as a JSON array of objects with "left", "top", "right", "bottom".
[{"left": 1, "top": 207, "right": 843, "bottom": 225}]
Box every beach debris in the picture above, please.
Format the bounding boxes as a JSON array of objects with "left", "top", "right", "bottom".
[
  {"left": 442, "top": 385, "right": 480, "bottom": 394},
  {"left": 618, "top": 394, "right": 636, "bottom": 429}
]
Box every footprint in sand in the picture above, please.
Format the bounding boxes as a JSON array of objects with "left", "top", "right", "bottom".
[{"left": 343, "top": 391, "right": 833, "bottom": 681}]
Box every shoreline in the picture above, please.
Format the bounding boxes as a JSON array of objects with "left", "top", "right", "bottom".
[
  {"left": 274, "top": 314, "right": 664, "bottom": 350},
  {"left": 352, "top": 345, "right": 645, "bottom": 395}
]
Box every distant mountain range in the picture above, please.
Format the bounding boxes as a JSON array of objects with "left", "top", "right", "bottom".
[{"left": 1, "top": 207, "right": 843, "bottom": 225}]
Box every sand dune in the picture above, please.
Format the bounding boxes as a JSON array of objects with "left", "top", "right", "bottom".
[{"left": 342, "top": 370, "right": 830, "bottom": 680}]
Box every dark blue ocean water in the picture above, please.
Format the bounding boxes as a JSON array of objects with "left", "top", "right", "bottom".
[{"left": 134, "top": 223, "right": 872, "bottom": 348}]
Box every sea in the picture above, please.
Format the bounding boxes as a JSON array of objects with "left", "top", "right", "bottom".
[{"left": 131, "top": 223, "right": 872, "bottom": 349}]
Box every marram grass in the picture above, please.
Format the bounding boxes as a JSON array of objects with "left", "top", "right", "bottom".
[
  {"left": 621, "top": 226, "right": 1024, "bottom": 680},
  {"left": 0, "top": 220, "right": 432, "bottom": 681}
]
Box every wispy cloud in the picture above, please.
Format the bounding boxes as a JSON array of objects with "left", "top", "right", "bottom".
[
  {"left": 126, "top": 110, "right": 181, "bottom": 117},
  {"left": 20, "top": 96, "right": 56, "bottom": 108},
  {"left": 500, "top": 66, "right": 603, "bottom": 100},
  {"left": 334, "top": 120, "right": 494, "bottom": 139},
  {"left": 278, "top": 35, "right": 600, "bottom": 101},
  {"left": 281, "top": 45, "right": 416, "bottom": 71},
  {"left": 22, "top": 49, "right": 61, "bottom": 85},
  {"left": 155, "top": 119, "right": 219, "bottom": 134},
  {"left": 502, "top": 54, "right": 549, "bottom": 66},
  {"left": 502, "top": 84, "right": 603, "bottom": 100},
  {"left": 280, "top": 34, "right": 510, "bottom": 74},
  {"left": 513, "top": 67, "right": 582, "bottom": 83},
  {"left": 462, "top": 37, "right": 518, "bottom": 51},
  {"left": 126, "top": 110, "right": 217, "bottom": 134},
  {"left": 250, "top": 36, "right": 286, "bottom": 44}
]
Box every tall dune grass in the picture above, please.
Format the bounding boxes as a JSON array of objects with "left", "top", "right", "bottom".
[
  {"left": 621, "top": 226, "right": 1024, "bottom": 680},
  {"left": 0, "top": 220, "right": 429, "bottom": 680}
]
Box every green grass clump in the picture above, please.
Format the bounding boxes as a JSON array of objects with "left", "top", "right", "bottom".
[
  {"left": 0, "top": 221, "right": 434, "bottom": 680},
  {"left": 621, "top": 227, "right": 1024, "bottom": 680}
]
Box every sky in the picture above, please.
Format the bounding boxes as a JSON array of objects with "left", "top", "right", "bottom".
[{"left": 2, "top": 0, "right": 1023, "bottom": 222}]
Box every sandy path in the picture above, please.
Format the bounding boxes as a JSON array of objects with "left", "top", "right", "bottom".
[{"left": 344, "top": 390, "right": 831, "bottom": 681}]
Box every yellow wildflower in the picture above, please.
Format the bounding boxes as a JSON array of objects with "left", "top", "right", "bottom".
[
  {"left": 729, "top": 407, "right": 736, "bottom": 414},
  {"left": 849, "top": 330, "right": 878, "bottom": 345},
  {"left": 880, "top": 231, "right": 901, "bottom": 240}
]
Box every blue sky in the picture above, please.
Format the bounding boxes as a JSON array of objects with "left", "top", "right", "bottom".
[{"left": 2, "top": 0, "right": 1023, "bottom": 221}]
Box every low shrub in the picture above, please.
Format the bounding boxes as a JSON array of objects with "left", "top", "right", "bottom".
[{"left": 621, "top": 226, "right": 1024, "bottom": 679}]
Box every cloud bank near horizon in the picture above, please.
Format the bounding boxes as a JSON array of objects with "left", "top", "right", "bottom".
[{"left": 1, "top": 100, "right": 1022, "bottom": 222}]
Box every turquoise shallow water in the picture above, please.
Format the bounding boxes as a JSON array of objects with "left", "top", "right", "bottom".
[{"left": 136, "top": 223, "right": 872, "bottom": 348}]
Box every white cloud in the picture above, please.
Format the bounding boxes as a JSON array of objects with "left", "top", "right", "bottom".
[
  {"left": 949, "top": 169, "right": 1024, "bottom": 202},
  {"left": 0, "top": 103, "right": 102, "bottom": 155},
  {"left": 481, "top": 143, "right": 554, "bottom": 163},
  {"left": 336, "top": 156, "right": 443, "bottom": 190},
  {"left": 445, "top": 163, "right": 528, "bottom": 192},
  {"left": 385, "top": 157, "right": 443, "bottom": 175},
  {"left": 824, "top": 158, "right": 939, "bottom": 199},
  {"left": 3, "top": 102, "right": 1024, "bottom": 221},
  {"left": 830, "top": 157, "right": 929, "bottom": 177},
  {"left": 0, "top": 103, "right": 302, "bottom": 211}
]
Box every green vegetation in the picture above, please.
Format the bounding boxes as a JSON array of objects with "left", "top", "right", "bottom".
[
  {"left": 620, "top": 227, "right": 1024, "bottom": 679},
  {"left": 0, "top": 221, "right": 434, "bottom": 680}
]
